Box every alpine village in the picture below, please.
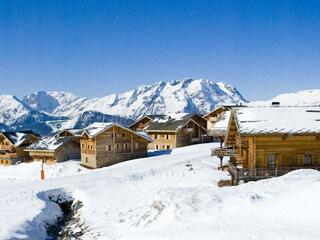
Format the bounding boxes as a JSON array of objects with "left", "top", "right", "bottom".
[{"left": 1, "top": 102, "right": 320, "bottom": 185}]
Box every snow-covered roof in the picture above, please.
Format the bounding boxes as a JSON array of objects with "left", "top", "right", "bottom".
[
  {"left": 144, "top": 113, "right": 206, "bottom": 132},
  {"left": 82, "top": 122, "right": 152, "bottom": 142},
  {"left": 203, "top": 106, "right": 227, "bottom": 118},
  {"left": 26, "top": 136, "right": 77, "bottom": 151},
  {"left": 136, "top": 131, "right": 153, "bottom": 142},
  {"left": 82, "top": 122, "right": 114, "bottom": 137},
  {"left": 210, "top": 111, "right": 231, "bottom": 130},
  {"left": 1, "top": 131, "right": 38, "bottom": 147},
  {"left": 234, "top": 106, "right": 320, "bottom": 135}
]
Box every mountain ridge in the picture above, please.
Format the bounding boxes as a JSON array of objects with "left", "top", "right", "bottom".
[{"left": 6, "top": 78, "right": 319, "bottom": 135}]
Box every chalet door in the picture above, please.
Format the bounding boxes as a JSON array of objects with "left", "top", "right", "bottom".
[
  {"left": 267, "top": 154, "right": 276, "bottom": 169},
  {"left": 304, "top": 154, "right": 312, "bottom": 166}
]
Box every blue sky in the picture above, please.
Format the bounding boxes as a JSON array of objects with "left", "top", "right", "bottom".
[{"left": 0, "top": 0, "right": 319, "bottom": 100}]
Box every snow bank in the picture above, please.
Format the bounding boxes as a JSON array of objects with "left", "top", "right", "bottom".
[{"left": 0, "top": 143, "right": 319, "bottom": 239}]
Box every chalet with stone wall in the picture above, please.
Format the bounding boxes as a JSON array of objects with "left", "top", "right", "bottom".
[
  {"left": 144, "top": 113, "right": 208, "bottom": 150},
  {"left": 79, "top": 122, "right": 152, "bottom": 168}
]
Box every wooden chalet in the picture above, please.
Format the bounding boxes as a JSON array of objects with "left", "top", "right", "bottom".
[
  {"left": 144, "top": 113, "right": 208, "bottom": 150},
  {"left": 203, "top": 107, "right": 230, "bottom": 141},
  {"left": 79, "top": 122, "right": 152, "bottom": 168},
  {"left": 25, "top": 135, "right": 80, "bottom": 164},
  {"left": 212, "top": 106, "right": 320, "bottom": 184},
  {"left": 203, "top": 105, "right": 244, "bottom": 141},
  {"left": 0, "top": 131, "right": 39, "bottom": 165}
]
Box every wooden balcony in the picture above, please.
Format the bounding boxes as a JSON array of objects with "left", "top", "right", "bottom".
[
  {"left": 228, "top": 162, "right": 320, "bottom": 184},
  {"left": 211, "top": 147, "right": 237, "bottom": 157}
]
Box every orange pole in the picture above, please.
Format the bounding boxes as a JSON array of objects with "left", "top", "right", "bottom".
[
  {"left": 40, "top": 160, "right": 45, "bottom": 180},
  {"left": 40, "top": 169, "right": 45, "bottom": 180}
]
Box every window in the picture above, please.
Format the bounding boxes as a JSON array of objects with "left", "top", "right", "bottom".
[
  {"left": 304, "top": 154, "right": 312, "bottom": 166},
  {"left": 87, "top": 144, "right": 90, "bottom": 149},
  {"left": 5, "top": 142, "right": 8, "bottom": 146},
  {"left": 155, "top": 145, "right": 159, "bottom": 150},
  {"left": 166, "top": 145, "right": 171, "bottom": 150},
  {"left": 158, "top": 134, "right": 161, "bottom": 139},
  {"left": 107, "top": 145, "right": 112, "bottom": 152},
  {"left": 122, "top": 133, "right": 126, "bottom": 138},
  {"left": 165, "top": 134, "right": 170, "bottom": 140},
  {"left": 90, "top": 145, "right": 93, "bottom": 150},
  {"left": 135, "top": 142, "right": 139, "bottom": 149},
  {"left": 85, "top": 157, "right": 88, "bottom": 163},
  {"left": 162, "top": 145, "right": 165, "bottom": 149},
  {"left": 154, "top": 134, "right": 158, "bottom": 139},
  {"left": 123, "top": 143, "right": 128, "bottom": 150},
  {"left": 0, "top": 160, "right": 3, "bottom": 164},
  {"left": 5, "top": 160, "right": 8, "bottom": 164},
  {"left": 267, "top": 154, "right": 276, "bottom": 169},
  {"left": 82, "top": 144, "right": 85, "bottom": 149},
  {"left": 117, "top": 144, "right": 120, "bottom": 150}
]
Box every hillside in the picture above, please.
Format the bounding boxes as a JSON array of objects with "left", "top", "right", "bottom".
[
  {"left": 0, "top": 143, "right": 319, "bottom": 239},
  {"left": 250, "top": 89, "right": 320, "bottom": 106}
]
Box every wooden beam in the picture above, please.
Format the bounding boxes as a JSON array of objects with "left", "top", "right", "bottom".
[
  {"left": 131, "top": 133, "right": 133, "bottom": 153},
  {"left": 113, "top": 126, "right": 116, "bottom": 154}
]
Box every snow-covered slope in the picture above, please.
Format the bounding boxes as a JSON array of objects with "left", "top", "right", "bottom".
[
  {"left": 0, "top": 95, "right": 32, "bottom": 126},
  {"left": 250, "top": 89, "right": 320, "bottom": 106},
  {"left": 1, "top": 143, "right": 320, "bottom": 240},
  {"left": 22, "top": 91, "right": 82, "bottom": 113}
]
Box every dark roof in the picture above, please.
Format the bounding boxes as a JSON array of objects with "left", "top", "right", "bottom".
[
  {"left": 180, "top": 113, "right": 199, "bottom": 120},
  {"left": 146, "top": 118, "right": 191, "bottom": 131},
  {"left": 1, "top": 130, "right": 39, "bottom": 147},
  {"left": 146, "top": 114, "right": 168, "bottom": 120}
]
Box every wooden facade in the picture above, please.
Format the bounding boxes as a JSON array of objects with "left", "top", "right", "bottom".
[
  {"left": 0, "top": 131, "right": 39, "bottom": 165},
  {"left": 147, "top": 119, "right": 207, "bottom": 150},
  {"left": 129, "top": 116, "right": 153, "bottom": 131},
  {"left": 213, "top": 107, "right": 320, "bottom": 183},
  {"left": 80, "top": 124, "right": 151, "bottom": 168},
  {"left": 129, "top": 113, "right": 209, "bottom": 150},
  {"left": 203, "top": 106, "right": 228, "bottom": 132}
]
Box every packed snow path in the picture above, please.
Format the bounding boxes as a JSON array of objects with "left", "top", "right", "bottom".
[{"left": 0, "top": 143, "right": 319, "bottom": 239}]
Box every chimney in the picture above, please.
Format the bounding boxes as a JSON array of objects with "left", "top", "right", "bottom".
[{"left": 272, "top": 102, "right": 280, "bottom": 107}]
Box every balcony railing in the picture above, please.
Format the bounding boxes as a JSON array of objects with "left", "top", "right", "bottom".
[
  {"left": 211, "top": 147, "right": 237, "bottom": 157},
  {"left": 228, "top": 162, "right": 320, "bottom": 183}
]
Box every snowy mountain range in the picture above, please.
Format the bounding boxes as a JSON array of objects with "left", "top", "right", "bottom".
[
  {"left": 1, "top": 77, "right": 318, "bottom": 136},
  {"left": 0, "top": 78, "right": 246, "bottom": 135}
]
